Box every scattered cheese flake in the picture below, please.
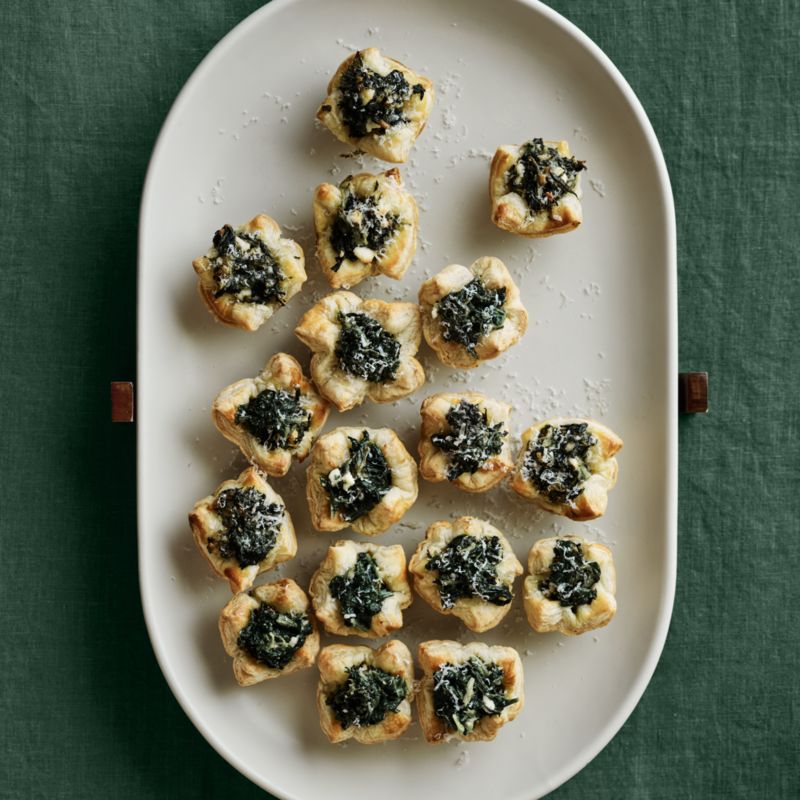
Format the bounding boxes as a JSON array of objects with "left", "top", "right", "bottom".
[
  {"left": 583, "top": 377, "right": 612, "bottom": 416},
  {"left": 210, "top": 177, "right": 225, "bottom": 205}
]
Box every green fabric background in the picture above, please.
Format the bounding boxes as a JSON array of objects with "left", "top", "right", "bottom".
[{"left": 1, "top": 0, "right": 797, "bottom": 797}]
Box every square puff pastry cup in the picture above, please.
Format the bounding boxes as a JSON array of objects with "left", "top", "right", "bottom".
[
  {"left": 211, "top": 352, "right": 330, "bottom": 477},
  {"left": 316, "top": 640, "right": 416, "bottom": 744},
  {"left": 418, "top": 391, "right": 514, "bottom": 492},
  {"left": 417, "top": 640, "right": 524, "bottom": 744},
  {"left": 316, "top": 48, "right": 435, "bottom": 163},
  {"left": 309, "top": 540, "right": 413, "bottom": 638},
  {"left": 188, "top": 466, "right": 297, "bottom": 594},
  {"left": 418, "top": 256, "right": 528, "bottom": 369},
  {"left": 313, "top": 169, "right": 418, "bottom": 289},
  {"left": 408, "top": 516, "right": 522, "bottom": 632},
  {"left": 509, "top": 417, "right": 623, "bottom": 521},
  {"left": 490, "top": 140, "right": 583, "bottom": 237},
  {"left": 192, "top": 213, "right": 306, "bottom": 331},
  {"left": 218, "top": 578, "right": 319, "bottom": 686},
  {"left": 306, "top": 426, "right": 418, "bottom": 536},
  {"left": 524, "top": 535, "right": 617, "bottom": 635},
  {"left": 294, "top": 291, "right": 425, "bottom": 412}
]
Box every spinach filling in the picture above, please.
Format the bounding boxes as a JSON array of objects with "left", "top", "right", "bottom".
[
  {"left": 234, "top": 387, "right": 311, "bottom": 451},
  {"left": 522, "top": 423, "right": 598, "bottom": 504},
  {"left": 337, "top": 51, "right": 426, "bottom": 139},
  {"left": 237, "top": 602, "right": 312, "bottom": 669},
  {"left": 329, "top": 551, "right": 393, "bottom": 630},
  {"left": 426, "top": 534, "right": 512, "bottom": 609},
  {"left": 431, "top": 400, "right": 507, "bottom": 480},
  {"left": 435, "top": 279, "right": 506, "bottom": 357},
  {"left": 433, "top": 657, "right": 515, "bottom": 735},
  {"left": 539, "top": 539, "right": 601, "bottom": 612},
  {"left": 209, "top": 487, "right": 284, "bottom": 568},
  {"left": 327, "top": 663, "right": 408, "bottom": 729},
  {"left": 506, "top": 137, "right": 586, "bottom": 213},
  {"left": 335, "top": 312, "right": 400, "bottom": 382},
  {"left": 320, "top": 432, "right": 392, "bottom": 522},
  {"left": 210, "top": 224, "right": 285, "bottom": 304},
  {"left": 329, "top": 182, "right": 400, "bottom": 271}
]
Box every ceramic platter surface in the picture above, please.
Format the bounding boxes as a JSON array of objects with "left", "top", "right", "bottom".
[{"left": 138, "top": 0, "right": 676, "bottom": 797}]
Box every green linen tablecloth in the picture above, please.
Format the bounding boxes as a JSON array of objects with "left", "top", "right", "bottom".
[{"left": 1, "top": 1, "right": 797, "bottom": 797}]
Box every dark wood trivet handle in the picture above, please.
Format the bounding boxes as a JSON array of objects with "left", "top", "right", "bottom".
[
  {"left": 111, "top": 381, "right": 135, "bottom": 422},
  {"left": 679, "top": 372, "right": 708, "bottom": 413}
]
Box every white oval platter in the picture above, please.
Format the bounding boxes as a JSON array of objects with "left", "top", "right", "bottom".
[{"left": 138, "top": 1, "right": 677, "bottom": 798}]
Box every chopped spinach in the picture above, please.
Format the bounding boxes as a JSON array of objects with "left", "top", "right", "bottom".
[
  {"left": 539, "top": 539, "right": 601, "bottom": 612},
  {"left": 329, "top": 183, "right": 399, "bottom": 270},
  {"left": 234, "top": 387, "right": 311, "bottom": 451},
  {"left": 431, "top": 400, "right": 507, "bottom": 480},
  {"left": 320, "top": 432, "right": 392, "bottom": 522},
  {"left": 426, "top": 534, "right": 512, "bottom": 609},
  {"left": 335, "top": 312, "right": 400, "bottom": 382},
  {"left": 435, "top": 279, "right": 506, "bottom": 357},
  {"left": 506, "top": 138, "right": 586, "bottom": 213},
  {"left": 237, "top": 602, "right": 312, "bottom": 669},
  {"left": 432, "top": 656, "right": 515, "bottom": 735},
  {"left": 327, "top": 663, "right": 408, "bottom": 729},
  {"left": 522, "top": 423, "right": 598, "bottom": 504},
  {"left": 210, "top": 224, "right": 285, "bottom": 304},
  {"left": 209, "top": 487, "right": 283, "bottom": 568},
  {"left": 337, "top": 51, "right": 426, "bottom": 139},
  {"left": 329, "top": 551, "right": 393, "bottom": 630}
]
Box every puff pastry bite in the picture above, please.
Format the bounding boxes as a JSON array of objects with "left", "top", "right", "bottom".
[
  {"left": 218, "top": 578, "right": 319, "bottom": 686},
  {"left": 419, "top": 392, "right": 513, "bottom": 492},
  {"left": 317, "top": 640, "right": 415, "bottom": 744},
  {"left": 417, "top": 640, "right": 524, "bottom": 743},
  {"left": 189, "top": 466, "right": 297, "bottom": 593},
  {"left": 192, "top": 214, "right": 306, "bottom": 331},
  {"left": 524, "top": 536, "right": 617, "bottom": 635},
  {"left": 295, "top": 291, "right": 425, "bottom": 411},
  {"left": 310, "top": 540, "right": 412, "bottom": 637},
  {"left": 306, "top": 427, "right": 418, "bottom": 536},
  {"left": 211, "top": 353, "right": 330, "bottom": 477},
  {"left": 408, "top": 517, "right": 522, "bottom": 632},
  {"left": 316, "top": 48, "right": 434, "bottom": 163},
  {"left": 419, "top": 257, "right": 528, "bottom": 369},
  {"left": 314, "top": 169, "right": 418, "bottom": 289},
  {"left": 509, "top": 417, "right": 623, "bottom": 521},
  {"left": 490, "top": 138, "right": 586, "bottom": 237}
]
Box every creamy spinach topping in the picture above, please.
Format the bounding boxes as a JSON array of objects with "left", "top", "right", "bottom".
[
  {"left": 426, "top": 534, "right": 512, "bottom": 609},
  {"left": 335, "top": 312, "right": 400, "bottom": 382},
  {"left": 431, "top": 400, "right": 506, "bottom": 480},
  {"left": 329, "top": 180, "right": 400, "bottom": 270},
  {"left": 237, "top": 602, "right": 312, "bottom": 669},
  {"left": 539, "top": 539, "right": 601, "bottom": 612},
  {"left": 329, "top": 551, "right": 393, "bottom": 630},
  {"left": 210, "top": 224, "right": 285, "bottom": 304},
  {"left": 522, "top": 422, "right": 598, "bottom": 504},
  {"left": 234, "top": 387, "right": 311, "bottom": 451},
  {"left": 209, "top": 487, "right": 283, "bottom": 568},
  {"left": 506, "top": 138, "right": 586, "bottom": 213},
  {"left": 327, "top": 663, "right": 408, "bottom": 729},
  {"left": 433, "top": 657, "right": 515, "bottom": 735},
  {"left": 321, "top": 432, "right": 392, "bottom": 522},
  {"left": 335, "top": 51, "right": 426, "bottom": 139},
  {"left": 435, "top": 279, "right": 506, "bottom": 357}
]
